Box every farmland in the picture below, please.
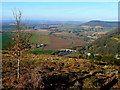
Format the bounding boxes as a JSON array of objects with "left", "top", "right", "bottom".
[
  {"left": 30, "top": 34, "right": 50, "bottom": 44},
  {"left": 2, "top": 20, "right": 118, "bottom": 55},
  {"left": 2, "top": 1, "right": 120, "bottom": 89},
  {"left": 2, "top": 32, "right": 13, "bottom": 49},
  {"left": 29, "top": 30, "right": 86, "bottom": 50},
  {"left": 2, "top": 19, "right": 119, "bottom": 90},
  {"left": 2, "top": 28, "right": 86, "bottom": 50}
]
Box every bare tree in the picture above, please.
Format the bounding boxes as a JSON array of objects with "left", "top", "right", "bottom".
[{"left": 11, "top": 9, "right": 32, "bottom": 78}]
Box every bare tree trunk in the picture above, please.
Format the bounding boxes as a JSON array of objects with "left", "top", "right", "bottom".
[
  {"left": 17, "top": 53, "right": 20, "bottom": 78},
  {"left": 17, "top": 28, "right": 20, "bottom": 79},
  {"left": 13, "top": 10, "right": 22, "bottom": 78}
]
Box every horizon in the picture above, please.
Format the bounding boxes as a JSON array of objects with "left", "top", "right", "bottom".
[
  {"left": 2, "top": 19, "right": 118, "bottom": 22},
  {"left": 2, "top": 2, "right": 118, "bottom": 22}
]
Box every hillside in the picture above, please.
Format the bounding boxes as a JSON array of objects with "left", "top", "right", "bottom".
[
  {"left": 87, "top": 29, "right": 120, "bottom": 55},
  {"left": 2, "top": 51, "right": 119, "bottom": 89},
  {"left": 80, "top": 20, "right": 118, "bottom": 27}
]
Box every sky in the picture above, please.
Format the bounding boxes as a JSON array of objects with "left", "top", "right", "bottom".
[
  {"left": 1, "top": 0, "right": 120, "bottom": 2},
  {"left": 2, "top": 2, "right": 118, "bottom": 21}
]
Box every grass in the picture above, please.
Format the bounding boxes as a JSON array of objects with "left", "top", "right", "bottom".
[
  {"left": 2, "top": 26, "right": 16, "bottom": 31},
  {"left": 30, "top": 32, "right": 50, "bottom": 44},
  {"left": 2, "top": 28, "right": 16, "bottom": 31},
  {"left": 29, "top": 46, "right": 55, "bottom": 54},
  {"left": 2, "top": 32, "right": 14, "bottom": 49},
  {"left": 30, "top": 50, "right": 54, "bottom": 54},
  {"left": 2, "top": 32, "right": 53, "bottom": 54},
  {"left": 2, "top": 31, "right": 50, "bottom": 49}
]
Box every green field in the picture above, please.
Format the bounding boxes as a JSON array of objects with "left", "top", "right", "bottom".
[
  {"left": 2, "top": 27, "right": 16, "bottom": 31},
  {"left": 30, "top": 50, "right": 54, "bottom": 54},
  {"left": 2, "top": 31, "right": 50, "bottom": 49},
  {"left": 30, "top": 32, "right": 50, "bottom": 44},
  {"left": 2, "top": 31, "right": 51, "bottom": 55},
  {"left": 2, "top": 33, "right": 14, "bottom": 49}
]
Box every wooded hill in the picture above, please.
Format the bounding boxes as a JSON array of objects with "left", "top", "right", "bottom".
[
  {"left": 87, "top": 29, "right": 120, "bottom": 55},
  {"left": 80, "top": 20, "right": 118, "bottom": 27}
]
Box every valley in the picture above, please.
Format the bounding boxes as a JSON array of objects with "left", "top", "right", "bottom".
[
  {"left": 2, "top": 2, "right": 119, "bottom": 89},
  {"left": 2, "top": 20, "right": 120, "bottom": 89}
]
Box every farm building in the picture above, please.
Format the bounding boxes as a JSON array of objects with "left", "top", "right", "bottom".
[{"left": 27, "top": 43, "right": 47, "bottom": 48}]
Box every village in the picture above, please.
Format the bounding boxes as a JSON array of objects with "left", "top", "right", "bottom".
[{"left": 25, "top": 41, "right": 120, "bottom": 60}]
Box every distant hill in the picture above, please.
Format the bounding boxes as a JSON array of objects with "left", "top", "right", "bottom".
[
  {"left": 87, "top": 29, "right": 120, "bottom": 55},
  {"left": 2, "top": 20, "right": 83, "bottom": 25},
  {"left": 80, "top": 20, "right": 118, "bottom": 27}
]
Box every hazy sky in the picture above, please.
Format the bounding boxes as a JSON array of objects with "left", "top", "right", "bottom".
[
  {"left": 2, "top": 2, "right": 118, "bottom": 21},
  {"left": 1, "top": 0, "right": 119, "bottom": 2}
]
